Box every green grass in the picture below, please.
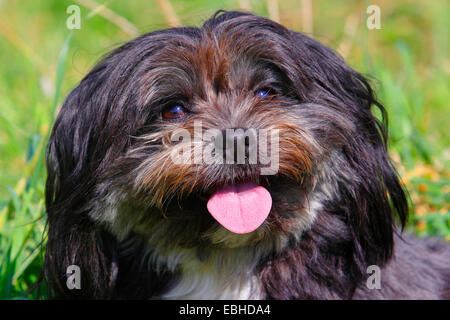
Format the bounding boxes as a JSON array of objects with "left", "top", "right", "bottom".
[{"left": 0, "top": 0, "right": 448, "bottom": 299}]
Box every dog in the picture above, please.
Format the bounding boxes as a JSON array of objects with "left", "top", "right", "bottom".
[{"left": 43, "top": 11, "right": 449, "bottom": 299}]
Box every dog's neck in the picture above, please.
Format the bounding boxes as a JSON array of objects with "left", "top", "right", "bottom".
[
  {"left": 157, "top": 246, "right": 264, "bottom": 299},
  {"left": 136, "top": 208, "right": 360, "bottom": 300}
]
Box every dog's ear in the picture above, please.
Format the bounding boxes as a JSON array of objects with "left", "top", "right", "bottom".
[
  {"left": 44, "top": 215, "right": 118, "bottom": 299},
  {"left": 44, "top": 59, "right": 121, "bottom": 299},
  {"left": 288, "top": 32, "right": 408, "bottom": 266}
]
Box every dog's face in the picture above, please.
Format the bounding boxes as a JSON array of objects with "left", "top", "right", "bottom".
[
  {"left": 45, "top": 12, "right": 407, "bottom": 297},
  {"left": 94, "top": 15, "right": 328, "bottom": 249}
]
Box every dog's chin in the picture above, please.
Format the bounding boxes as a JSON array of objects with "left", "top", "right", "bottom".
[{"left": 127, "top": 174, "right": 316, "bottom": 250}]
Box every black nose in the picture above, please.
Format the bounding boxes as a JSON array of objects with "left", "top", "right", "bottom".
[{"left": 217, "top": 128, "right": 257, "bottom": 164}]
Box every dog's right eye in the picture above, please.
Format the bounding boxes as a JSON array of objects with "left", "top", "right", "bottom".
[
  {"left": 256, "top": 89, "right": 270, "bottom": 98},
  {"left": 255, "top": 87, "right": 278, "bottom": 99},
  {"left": 162, "top": 104, "right": 188, "bottom": 120}
]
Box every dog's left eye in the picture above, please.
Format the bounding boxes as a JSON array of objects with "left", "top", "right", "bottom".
[
  {"left": 256, "top": 89, "right": 271, "bottom": 98},
  {"left": 162, "top": 105, "right": 187, "bottom": 120}
]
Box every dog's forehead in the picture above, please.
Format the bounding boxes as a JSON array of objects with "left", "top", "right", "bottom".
[{"left": 139, "top": 31, "right": 283, "bottom": 100}]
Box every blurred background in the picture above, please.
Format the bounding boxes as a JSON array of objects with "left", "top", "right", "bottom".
[{"left": 0, "top": 0, "right": 448, "bottom": 299}]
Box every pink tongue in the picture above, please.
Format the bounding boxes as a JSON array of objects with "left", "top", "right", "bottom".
[{"left": 206, "top": 182, "right": 272, "bottom": 234}]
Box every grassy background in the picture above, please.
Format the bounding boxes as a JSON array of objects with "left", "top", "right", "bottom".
[{"left": 0, "top": 0, "right": 448, "bottom": 299}]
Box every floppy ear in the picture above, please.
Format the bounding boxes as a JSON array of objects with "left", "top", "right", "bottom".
[
  {"left": 43, "top": 31, "right": 185, "bottom": 298},
  {"left": 288, "top": 31, "right": 408, "bottom": 266},
  {"left": 44, "top": 61, "right": 120, "bottom": 299}
]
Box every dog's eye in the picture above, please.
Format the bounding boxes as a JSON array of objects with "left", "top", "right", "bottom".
[
  {"left": 256, "top": 89, "right": 272, "bottom": 98},
  {"left": 162, "top": 105, "right": 187, "bottom": 120}
]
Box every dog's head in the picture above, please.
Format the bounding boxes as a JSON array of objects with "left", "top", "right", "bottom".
[{"left": 44, "top": 11, "right": 407, "bottom": 298}]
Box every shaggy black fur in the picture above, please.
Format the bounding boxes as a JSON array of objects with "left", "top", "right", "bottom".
[{"left": 43, "top": 11, "right": 450, "bottom": 299}]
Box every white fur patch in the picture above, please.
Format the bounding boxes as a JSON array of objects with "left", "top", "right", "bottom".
[{"left": 162, "top": 269, "right": 262, "bottom": 300}]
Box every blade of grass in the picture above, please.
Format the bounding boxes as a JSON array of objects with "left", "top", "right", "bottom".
[
  {"left": 300, "top": 0, "right": 313, "bottom": 34},
  {"left": 0, "top": 245, "right": 15, "bottom": 297},
  {"left": 239, "top": 0, "right": 252, "bottom": 11},
  {"left": 266, "top": 0, "right": 280, "bottom": 23},
  {"left": 337, "top": 13, "right": 361, "bottom": 59},
  {"left": 0, "top": 30, "right": 73, "bottom": 229},
  {"left": 155, "top": 0, "right": 182, "bottom": 27},
  {"left": 75, "top": 0, "right": 140, "bottom": 36},
  {"left": 28, "top": 31, "right": 74, "bottom": 191},
  {"left": 0, "top": 20, "right": 49, "bottom": 77}
]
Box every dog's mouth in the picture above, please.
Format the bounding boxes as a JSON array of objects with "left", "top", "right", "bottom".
[
  {"left": 133, "top": 173, "right": 312, "bottom": 248},
  {"left": 206, "top": 182, "right": 272, "bottom": 234},
  {"left": 147, "top": 171, "right": 311, "bottom": 244}
]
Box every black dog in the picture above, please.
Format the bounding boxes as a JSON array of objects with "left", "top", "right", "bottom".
[{"left": 44, "top": 11, "right": 450, "bottom": 299}]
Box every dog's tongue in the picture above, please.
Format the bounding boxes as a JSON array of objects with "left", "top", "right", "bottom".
[{"left": 206, "top": 182, "right": 272, "bottom": 234}]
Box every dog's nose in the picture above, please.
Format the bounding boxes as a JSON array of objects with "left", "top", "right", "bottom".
[{"left": 216, "top": 128, "right": 257, "bottom": 164}]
